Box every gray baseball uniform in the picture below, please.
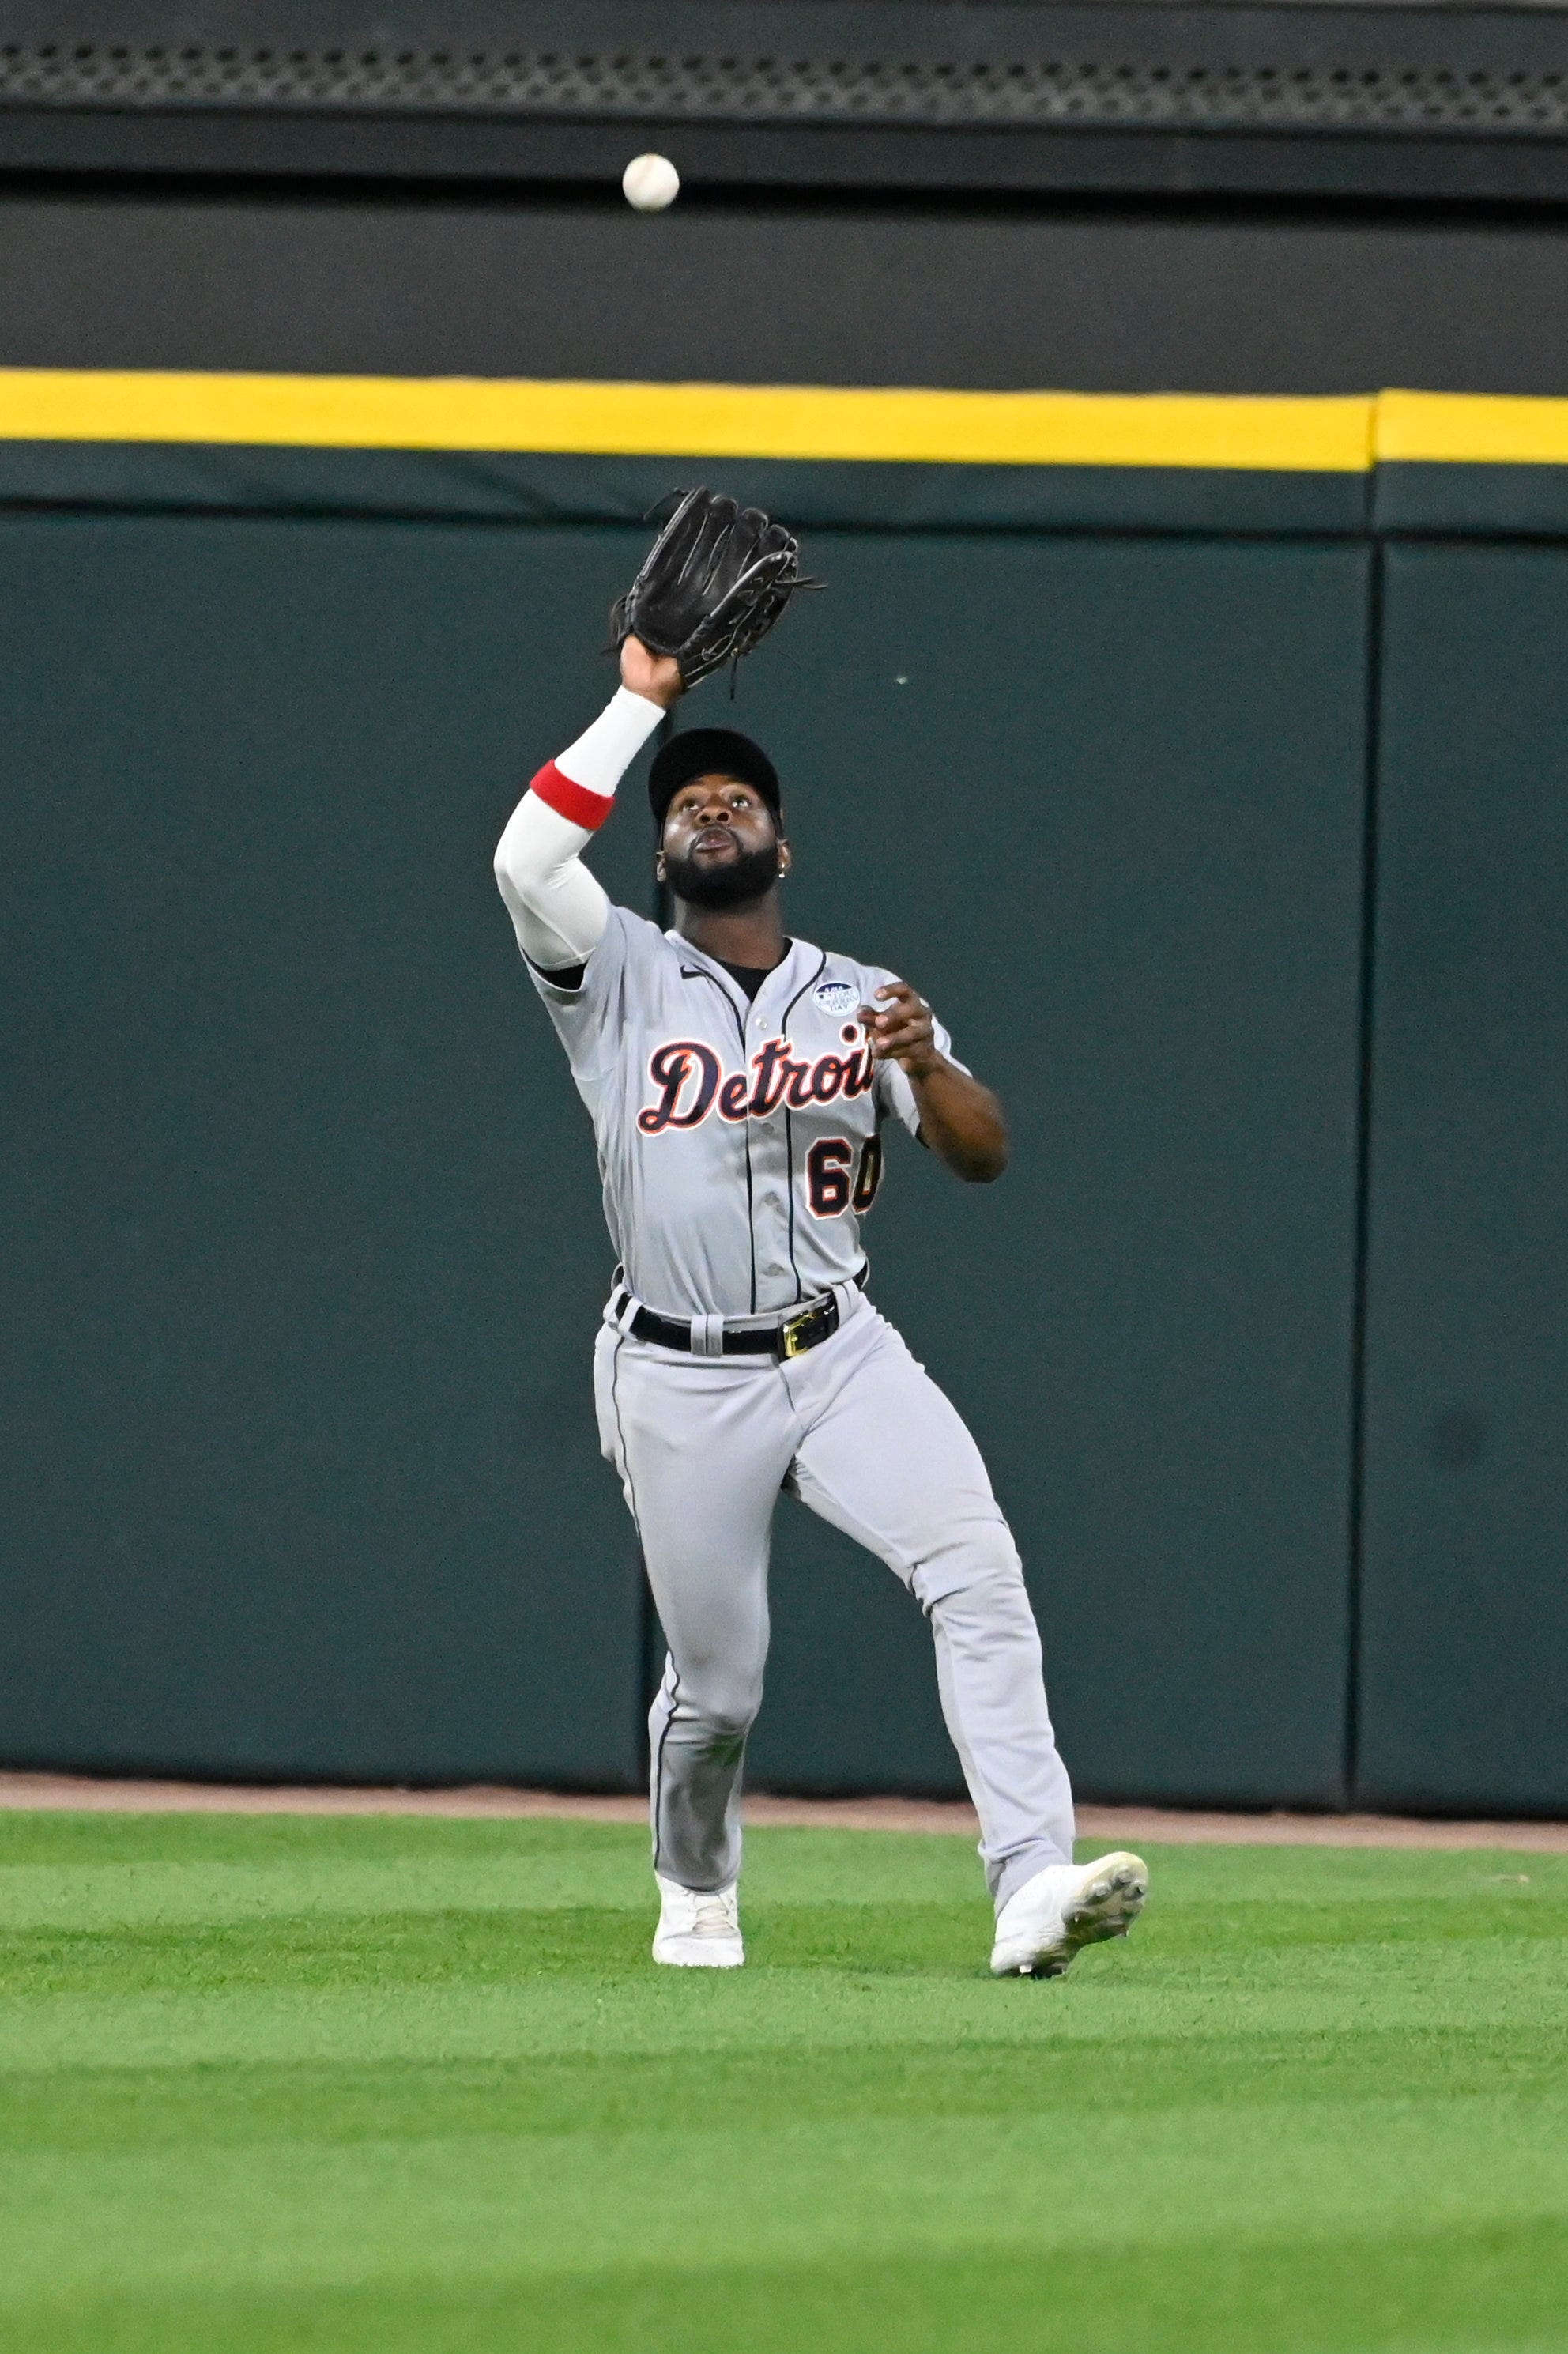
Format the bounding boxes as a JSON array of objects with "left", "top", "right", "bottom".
[{"left": 527, "top": 901, "right": 1076, "bottom": 1906}]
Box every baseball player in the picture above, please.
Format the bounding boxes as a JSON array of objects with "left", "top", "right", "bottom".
[{"left": 492, "top": 616, "right": 1148, "bottom": 1977}]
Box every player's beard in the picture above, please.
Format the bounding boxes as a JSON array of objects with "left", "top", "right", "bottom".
[{"left": 663, "top": 839, "right": 781, "bottom": 911}]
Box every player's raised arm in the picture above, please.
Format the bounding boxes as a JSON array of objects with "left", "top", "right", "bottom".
[
  {"left": 496, "top": 490, "right": 811, "bottom": 975},
  {"left": 492, "top": 638, "right": 683, "bottom": 973}
]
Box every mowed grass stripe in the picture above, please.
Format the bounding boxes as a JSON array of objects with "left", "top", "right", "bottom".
[
  {"left": 2, "top": 2095, "right": 1566, "bottom": 2296},
  {"left": 0, "top": 1856, "right": 665, "bottom": 1930},
  {"left": 11, "top": 2224, "right": 1568, "bottom": 2354},
  {"left": 0, "top": 1815, "right": 1564, "bottom": 2352},
  {"left": 6, "top": 2022, "right": 1565, "bottom": 2152}
]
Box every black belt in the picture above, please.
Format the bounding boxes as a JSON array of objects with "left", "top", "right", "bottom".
[{"left": 612, "top": 1270, "right": 865, "bottom": 1362}]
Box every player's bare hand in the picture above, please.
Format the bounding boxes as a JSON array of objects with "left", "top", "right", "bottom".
[
  {"left": 620, "top": 633, "right": 685, "bottom": 709},
  {"left": 862, "top": 982, "right": 943, "bottom": 1081}
]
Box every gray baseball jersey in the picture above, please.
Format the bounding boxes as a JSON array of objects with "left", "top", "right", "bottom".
[{"left": 530, "top": 903, "right": 958, "bottom": 1319}]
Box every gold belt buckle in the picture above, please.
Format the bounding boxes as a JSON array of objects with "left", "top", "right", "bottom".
[{"left": 779, "top": 1300, "right": 829, "bottom": 1360}]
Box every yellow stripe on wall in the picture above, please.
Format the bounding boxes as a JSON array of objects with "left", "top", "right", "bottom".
[
  {"left": 1377, "top": 390, "right": 1568, "bottom": 467},
  {"left": 0, "top": 368, "right": 1376, "bottom": 472},
  {"left": 4, "top": 370, "right": 1568, "bottom": 469}
]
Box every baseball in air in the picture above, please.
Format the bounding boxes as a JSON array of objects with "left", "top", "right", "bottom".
[{"left": 623, "top": 153, "right": 680, "bottom": 212}]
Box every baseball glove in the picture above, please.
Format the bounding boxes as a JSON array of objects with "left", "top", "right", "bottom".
[{"left": 610, "top": 487, "right": 817, "bottom": 688}]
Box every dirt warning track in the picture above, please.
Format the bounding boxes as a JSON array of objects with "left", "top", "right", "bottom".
[{"left": 2, "top": 1771, "right": 1566, "bottom": 1850}]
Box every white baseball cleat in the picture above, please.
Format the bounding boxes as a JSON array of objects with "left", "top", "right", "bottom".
[
  {"left": 652, "top": 1873, "right": 745, "bottom": 1968},
  {"left": 989, "top": 1850, "right": 1148, "bottom": 1979}
]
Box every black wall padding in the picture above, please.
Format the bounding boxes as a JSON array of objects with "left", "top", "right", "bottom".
[
  {"left": 0, "top": 512, "right": 654, "bottom": 1786},
  {"left": 1358, "top": 543, "right": 1568, "bottom": 1814}
]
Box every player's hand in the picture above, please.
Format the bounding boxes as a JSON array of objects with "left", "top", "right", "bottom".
[
  {"left": 862, "top": 982, "right": 943, "bottom": 1081},
  {"left": 620, "top": 632, "right": 685, "bottom": 709}
]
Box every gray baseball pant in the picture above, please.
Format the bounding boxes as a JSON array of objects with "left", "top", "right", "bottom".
[{"left": 594, "top": 1296, "right": 1075, "bottom": 1911}]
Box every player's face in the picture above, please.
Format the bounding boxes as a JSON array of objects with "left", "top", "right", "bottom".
[{"left": 658, "top": 773, "right": 791, "bottom": 909}]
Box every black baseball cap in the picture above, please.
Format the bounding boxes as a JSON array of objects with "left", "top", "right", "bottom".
[{"left": 648, "top": 729, "right": 782, "bottom": 832}]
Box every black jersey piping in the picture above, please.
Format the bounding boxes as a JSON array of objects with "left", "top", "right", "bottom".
[
  {"left": 780, "top": 952, "right": 830, "bottom": 1305},
  {"left": 681, "top": 960, "right": 757, "bottom": 1315}
]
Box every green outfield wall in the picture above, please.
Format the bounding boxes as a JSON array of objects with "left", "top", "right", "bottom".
[{"left": 2, "top": 373, "right": 1566, "bottom": 1813}]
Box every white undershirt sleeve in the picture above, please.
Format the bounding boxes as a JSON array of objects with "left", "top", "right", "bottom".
[{"left": 492, "top": 686, "right": 665, "bottom": 969}]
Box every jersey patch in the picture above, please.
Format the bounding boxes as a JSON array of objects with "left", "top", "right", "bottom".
[{"left": 813, "top": 978, "right": 859, "bottom": 1017}]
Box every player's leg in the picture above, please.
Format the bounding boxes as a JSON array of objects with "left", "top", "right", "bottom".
[
  {"left": 784, "top": 1307, "right": 1076, "bottom": 1908},
  {"left": 594, "top": 1328, "right": 794, "bottom": 1911}
]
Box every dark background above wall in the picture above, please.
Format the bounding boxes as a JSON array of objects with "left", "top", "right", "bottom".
[
  {"left": 0, "top": 0, "right": 1566, "bottom": 397},
  {"left": 9, "top": 194, "right": 1568, "bottom": 395}
]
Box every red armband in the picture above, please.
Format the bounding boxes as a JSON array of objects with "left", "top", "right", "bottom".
[{"left": 530, "top": 760, "right": 615, "bottom": 833}]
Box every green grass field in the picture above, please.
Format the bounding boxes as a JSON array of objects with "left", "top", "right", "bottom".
[{"left": 1, "top": 1810, "right": 1565, "bottom": 2353}]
